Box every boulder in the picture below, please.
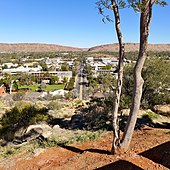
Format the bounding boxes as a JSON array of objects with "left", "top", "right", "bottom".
[
  {"left": 153, "top": 105, "right": 170, "bottom": 116},
  {"left": 13, "top": 124, "right": 52, "bottom": 145},
  {"left": 26, "top": 124, "right": 52, "bottom": 138}
]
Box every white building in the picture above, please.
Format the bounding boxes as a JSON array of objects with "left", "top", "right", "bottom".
[
  {"left": 2, "top": 63, "right": 18, "bottom": 68},
  {"left": 2, "top": 65, "right": 42, "bottom": 74}
]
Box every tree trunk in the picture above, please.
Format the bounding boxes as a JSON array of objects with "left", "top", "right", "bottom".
[
  {"left": 110, "top": 0, "right": 125, "bottom": 154},
  {"left": 120, "top": 0, "right": 155, "bottom": 151},
  {"left": 10, "top": 80, "right": 14, "bottom": 94}
]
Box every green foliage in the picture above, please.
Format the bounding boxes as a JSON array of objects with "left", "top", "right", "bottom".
[
  {"left": 96, "top": 0, "right": 167, "bottom": 24},
  {"left": 142, "top": 58, "right": 170, "bottom": 107},
  {"left": 155, "top": 0, "right": 167, "bottom": 6},
  {"left": 31, "top": 114, "right": 49, "bottom": 123},
  {"left": 65, "top": 77, "right": 75, "bottom": 90},
  {"left": 13, "top": 81, "right": 19, "bottom": 91},
  {"left": 0, "top": 147, "right": 16, "bottom": 158},
  {"left": 63, "top": 77, "right": 68, "bottom": 83},
  {"left": 89, "top": 79, "right": 99, "bottom": 90},
  {"left": 2, "top": 64, "right": 8, "bottom": 70},
  {"left": 103, "top": 65, "right": 112, "bottom": 70},
  {"left": 64, "top": 91, "right": 71, "bottom": 99},
  {"left": 45, "top": 84, "right": 65, "bottom": 91},
  {"left": 120, "top": 94, "right": 131, "bottom": 109},
  {"left": 73, "top": 100, "right": 112, "bottom": 130},
  {"left": 40, "top": 62, "right": 48, "bottom": 71},
  {"left": 50, "top": 76, "right": 59, "bottom": 85},
  {"left": 61, "top": 63, "right": 70, "bottom": 71},
  {"left": 142, "top": 111, "right": 160, "bottom": 121},
  {"left": 48, "top": 101, "right": 65, "bottom": 110},
  {"left": 74, "top": 99, "right": 82, "bottom": 106},
  {"left": 18, "top": 73, "right": 36, "bottom": 86},
  {"left": 0, "top": 73, "right": 14, "bottom": 92},
  {"left": 0, "top": 101, "right": 50, "bottom": 140},
  {"left": 96, "top": 73, "right": 116, "bottom": 92},
  {"left": 37, "top": 130, "right": 105, "bottom": 148},
  {"left": 121, "top": 58, "right": 170, "bottom": 108},
  {"left": 73, "top": 130, "right": 104, "bottom": 143},
  {"left": 19, "top": 84, "right": 65, "bottom": 92}
]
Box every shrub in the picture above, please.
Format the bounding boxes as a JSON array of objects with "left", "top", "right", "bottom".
[
  {"left": 48, "top": 101, "right": 64, "bottom": 110},
  {"left": 12, "top": 91, "right": 25, "bottom": 101},
  {"left": 65, "top": 77, "right": 75, "bottom": 90},
  {"left": 0, "top": 102, "right": 51, "bottom": 140},
  {"left": 142, "top": 111, "right": 160, "bottom": 121}
]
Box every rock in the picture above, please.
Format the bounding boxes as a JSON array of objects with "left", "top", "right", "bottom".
[
  {"left": 52, "top": 125, "right": 61, "bottom": 130},
  {"left": 153, "top": 105, "right": 170, "bottom": 116},
  {"left": 26, "top": 124, "right": 52, "bottom": 138},
  {"left": 13, "top": 124, "right": 53, "bottom": 145}
]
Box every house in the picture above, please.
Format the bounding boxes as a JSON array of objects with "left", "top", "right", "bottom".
[
  {"left": 90, "top": 62, "right": 106, "bottom": 71},
  {"left": 50, "top": 89, "right": 68, "bottom": 97},
  {"left": 30, "top": 71, "right": 72, "bottom": 82},
  {"left": 2, "top": 66, "right": 42, "bottom": 74},
  {"left": 0, "top": 84, "right": 6, "bottom": 96},
  {"left": 2, "top": 63, "right": 18, "bottom": 68},
  {"left": 39, "top": 89, "right": 68, "bottom": 98}
]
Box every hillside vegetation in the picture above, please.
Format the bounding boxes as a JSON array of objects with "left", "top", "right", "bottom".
[{"left": 0, "top": 43, "right": 170, "bottom": 53}]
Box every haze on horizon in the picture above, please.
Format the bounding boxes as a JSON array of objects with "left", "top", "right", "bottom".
[{"left": 0, "top": 0, "right": 169, "bottom": 48}]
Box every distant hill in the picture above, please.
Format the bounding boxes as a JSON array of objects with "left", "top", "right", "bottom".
[
  {"left": 88, "top": 43, "right": 170, "bottom": 52},
  {"left": 0, "top": 43, "right": 85, "bottom": 53},
  {"left": 0, "top": 43, "right": 169, "bottom": 53}
]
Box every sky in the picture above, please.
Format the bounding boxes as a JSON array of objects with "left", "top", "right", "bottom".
[{"left": 0, "top": 0, "right": 169, "bottom": 48}]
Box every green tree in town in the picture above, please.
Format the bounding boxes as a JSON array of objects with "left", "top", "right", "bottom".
[
  {"left": 40, "top": 61, "right": 48, "bottom": 71},
  {"left": 61, "top": 62, "right": 69, "bottom": 71},
  {"left": 63, "top": 77, "right": 68, "bottom": 83},
  {"left": 103, "top": 65, "right": 112, "bottom": 70},
  {"left": 50, "top": 76, "right": 59, "bottom": 85}
]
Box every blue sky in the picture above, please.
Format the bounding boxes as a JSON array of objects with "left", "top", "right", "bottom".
[{"left": 0, "top": 0, "right": 169, "bottom": 47}]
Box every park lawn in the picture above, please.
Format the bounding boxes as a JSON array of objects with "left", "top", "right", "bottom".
[
  {"left": 19, "top": 84, "right": 39, "bottom": 91},
  {"left": 45, "top": 84, "right": 65, "bottom": 91},
  {"left": 19, "top": 84, "right": 65, "bottom": 91}
]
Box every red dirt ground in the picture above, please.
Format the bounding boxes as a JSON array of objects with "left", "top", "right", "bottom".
[{"left": 0, "top": 127, "right": 170, "bottom": 170}]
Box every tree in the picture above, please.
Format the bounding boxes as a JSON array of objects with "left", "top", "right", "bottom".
[
  {"left": 97, "top": 0, "right": 125, "bottom": 154},
  {"left": 96, "top": 73, "right": 116, "bottom": 92},
  {"left": 103, "top": 65, "right": 112, "bottom": 70},
  {"left": 13, "top": 81, "right": 19, "bottom": 91},
  {"left": 61, "top": 62, "right": 69, "bottom": 71},
  {"left": 40, "top": 61, "right": 48, "bottom": 71},
  {"left": 97, "top": 0, "right": 167, "bottom": 153},
  {"left": 50, "top": 76, "right": 59, "bottom": 85},
  {"left": 121, "top": 0, "right": 167, "bottom": 152},
  {"left": 2, "top": 64, "right": 8, "bottom": 70},
  {"left": 18, "top": 73, "right": 35, "bottom": 86},
  {"left": 63, "top": 77, "right": 68, "bottom": 83},
  {"left": 0, "top": 73, "right": 14, "bottom": 92},
  {"left": 142, "top": 58, "right": 170, "bottom": 107},
  {"left": 122, "top": 58, "right": 170, "bottom": 108}
]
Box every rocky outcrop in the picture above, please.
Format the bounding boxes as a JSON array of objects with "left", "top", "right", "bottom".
[
  {"left": 13, "top": 124, "right": 53, "bottom": 145},
  {"left": 153, "top": 105, "right": 170, "bottom": 116},
  {"left": 88, "top": 43, "right": 170, "bottom": 52}
]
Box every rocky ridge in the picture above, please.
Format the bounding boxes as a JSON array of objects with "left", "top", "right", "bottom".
[{"left": 0, "top": 43, "right": 170, "bottom": 53}]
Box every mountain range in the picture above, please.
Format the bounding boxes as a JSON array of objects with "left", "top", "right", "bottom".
[{"left": 0, "top": 43, "right": 170, "bottom": 53}]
